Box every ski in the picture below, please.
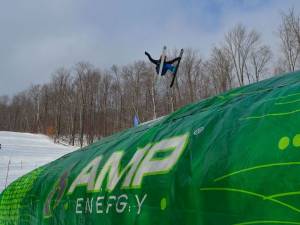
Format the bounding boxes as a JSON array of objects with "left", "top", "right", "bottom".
[
  {"left": 158, "top": 46, "right": 167, "bottom": 78},
  {"left": 170, "top": 48, "right": 184, "bottom": 88}
]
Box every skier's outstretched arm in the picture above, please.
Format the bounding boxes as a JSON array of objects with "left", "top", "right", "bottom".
[
  {"left": 166, "top": 57, "right": 181, "bottom": 64},
  {"left": 145, "top": 51, "right": 158, "bottom": 64}
]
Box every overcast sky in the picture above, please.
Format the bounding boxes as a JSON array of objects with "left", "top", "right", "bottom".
[{"left": 1, "top": 0, "right": 300, "bottom": 96}]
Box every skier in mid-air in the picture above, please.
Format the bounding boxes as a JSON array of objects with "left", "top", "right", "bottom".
[{"left": 145, "top": 51, "right": 181, "bottom": 76}]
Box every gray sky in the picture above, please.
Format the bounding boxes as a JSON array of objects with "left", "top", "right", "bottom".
[{"left": 1, "top": 0, "right": 300, "bottom": 96}]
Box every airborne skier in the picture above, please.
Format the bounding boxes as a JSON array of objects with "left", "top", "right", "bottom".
[
  {"left": 145, "top": 47, "right": 184, "bottom": 87},
  {"left": 145, "top": 51, "right": 181, "bottom": 76}
]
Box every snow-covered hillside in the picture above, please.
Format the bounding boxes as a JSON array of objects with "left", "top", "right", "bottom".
[{"left": 0, "top": 131, "right": 77, "bottom": 193}]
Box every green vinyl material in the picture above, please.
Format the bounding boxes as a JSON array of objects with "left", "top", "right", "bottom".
[{"left": 2, "top": 71, "right": 300, "bottom": 225}]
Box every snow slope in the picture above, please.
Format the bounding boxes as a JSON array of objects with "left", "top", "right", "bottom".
[{"left": 0, "top": 131, "right": 77, "bottom": 193}]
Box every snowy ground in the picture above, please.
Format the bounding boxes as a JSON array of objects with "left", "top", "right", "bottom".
[{"left": 0, "top": 131, "right": 77, "bottom": 193}]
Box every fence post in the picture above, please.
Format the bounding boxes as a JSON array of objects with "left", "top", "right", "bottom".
[{"left": 5, "top": 159, "right": 11, "bottom": 189}]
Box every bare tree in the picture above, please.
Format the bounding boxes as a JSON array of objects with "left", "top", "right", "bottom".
[
  {"left": 225, "top": 24, "right": 260, "bottom": 86},
  {"left": 278, "top": 8, "right": 300, "bottom": 72},
  {"left": 27, "top": 85, "right": 41, "bottom": 133},
  {"left": 180, "top": 48, "right": 204, "bottom": 102},
  {"left": 248, "top": 45, "right": 272, "bottom": 82},
  {"left": 50, "top": 68, "right": 71, "bottom": 142},
  {"left": 75, "top": 63, "right": 89, "bottom": 147},
  {"left": 207, "top": 47, "right": 233, "bottom": 94},
  {"left": 110, "top": 65, "right": 124, "bottom": 131},
  {"left": 0, "top": 96, "right": 10, "bottom": 130}
]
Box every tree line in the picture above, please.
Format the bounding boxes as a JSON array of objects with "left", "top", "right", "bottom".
[{"left": 0, "top": 9, "right": 300, "bottom": 147}]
